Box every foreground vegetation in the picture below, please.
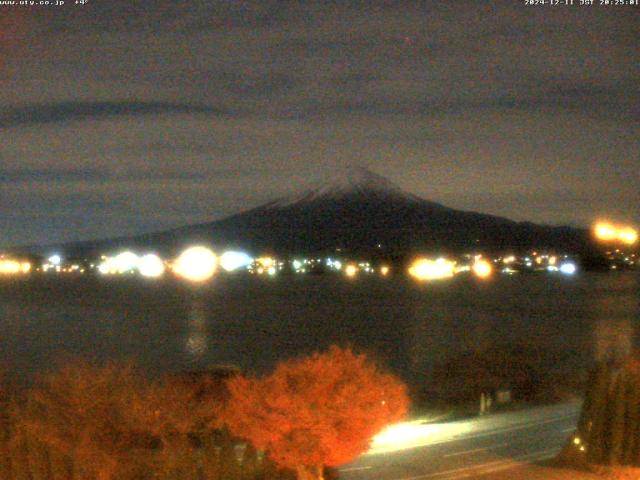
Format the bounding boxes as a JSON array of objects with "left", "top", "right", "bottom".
[
  {"left": 2, "top": 347, "right": 639, "bottom": 480},
  {"left": 557, "top": 354, "right": 640, "bottom": 479},
  {"left": 0, "top": 346, "right": 408, "bottom": 480}
]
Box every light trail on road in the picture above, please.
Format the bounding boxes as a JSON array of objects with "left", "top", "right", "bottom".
[{"left": 341, "top": 402, "right": 581, "bottom": 480}]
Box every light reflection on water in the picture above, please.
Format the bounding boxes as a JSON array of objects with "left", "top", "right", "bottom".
[
  {"left": 185, "top": 297, "right": 209, "bottom": 358},
  {"left": 0, "top": 273, "right": 637, "bottom": 386}
]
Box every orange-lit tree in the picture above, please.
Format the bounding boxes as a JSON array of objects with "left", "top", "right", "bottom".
[
  {"left": 222, "top": 345, "right": 409, "bottom": 480},
  {"left": 19, "top": 361, "right": 223, "bottom": 480},
  {"left": 18, "top": 362, "right": 146, "bottom": 480}
]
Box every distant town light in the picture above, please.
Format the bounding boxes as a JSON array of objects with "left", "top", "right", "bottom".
[
  {"left": 113, "top": 251, "right": 139, "bottom": 274},
  {"left": 220, "top": 251, "right": 253, "bottom": 272},
  {"left": 138, "top": 254, "right": 165, "bottom": 278},
  {"left": 256, "top": 257, "right": 275, "bottom": 268},
  {"left": 594, "top": 222, "right": 618, "bottom": 242},
  {"left": 380, "top": 265, "right": 390, "bottom": 276},
  {"left": 408, "top": 258, "right": 456, "bottom": 281},
  {"left": 0, "top": 259, "right": 31, "bottom": 275},
  {"left": 559, "top": 262, "right": 577, "bottom": 275},
  {"left": 48, "top": 254, "right": 62, "bottom": 266},
  {"left": 173, "top": 246, "right": 217, "bottom": 282},
  {"left": 98, "top": 262, "right": 111, "bottom": 275},
  {"left": 472, "top": 259, "right": 493, "bottom": 279},
  {"left": 619, "top": 227, "right": 638, "bottom": 245},
  {"left": 345, "top": 264, "right": 358, "bottom": 277},
  {"left": 594, "top": 221, "right": 638, "bottom": 245}
]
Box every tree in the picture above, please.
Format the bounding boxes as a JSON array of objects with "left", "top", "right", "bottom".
[
  {"left": 18, "top": 362, "right": 145, "bottom": 480},
  {"left": 221, "top": 346, "right": 409, "bottom": 480},
  {"left": 19, "top": 360, "right": 224, "bottom": 480},
  {"left": 575, "top": 355, "right": 640, "bottom": 467}
]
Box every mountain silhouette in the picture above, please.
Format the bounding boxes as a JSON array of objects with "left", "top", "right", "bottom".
[{"left": 23, "top": 167, "right": 593, "bottom": 258}]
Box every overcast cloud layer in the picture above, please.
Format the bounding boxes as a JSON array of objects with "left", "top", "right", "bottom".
[{"left": 0, "top": 1, "right": 638, "bottom": 247}]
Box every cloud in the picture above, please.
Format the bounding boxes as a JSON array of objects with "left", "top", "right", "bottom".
[
  {"left": 0, "top": 167, "right": 105, "bottom": 183},
  {"left": 0, "top": 101, "right": 229, "bottom": 129},
  {"left": 0, "top": 166, "right": 263, "bottom": 184}
]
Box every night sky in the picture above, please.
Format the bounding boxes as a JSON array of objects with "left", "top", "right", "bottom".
[{"left": 0, "top": 1, "right": 638, "bottom": 248}]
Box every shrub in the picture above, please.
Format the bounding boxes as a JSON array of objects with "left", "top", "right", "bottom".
[{"left": 221, "top": 345, "right": 409, "bottom": 480}]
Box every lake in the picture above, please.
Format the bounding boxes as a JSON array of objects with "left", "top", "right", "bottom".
[{"left": 0, "top": 272, "right": 638, "bottom": 397}]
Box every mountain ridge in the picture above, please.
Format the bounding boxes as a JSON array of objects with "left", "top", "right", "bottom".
[{"left": 11, "top": 168, "right": 593, "bottom": 258}]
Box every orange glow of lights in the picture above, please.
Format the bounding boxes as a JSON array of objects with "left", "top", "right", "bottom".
[
  {"left": 472, "top": 259, "right": 493, "bottom": 279},
  {"left": 408, "top": 258, "right": 456, "bottom": 281},
  {"left": 380, "top": 266, "right": 390, "bottom": 276},
  {"left": 345, "top": 264, "right": 358, "bottom": 277},
  {"left": 256, "top": 256, "right": 275, "bottom": 268},
  {"left": 619, "top": 228, "right": 638, "bottom": 245},
  {"left": 173, "top": 246, "right": 217, "bottom": 282},
  {"left": 0, "top": 259, "right": 31, "bottom": 274},
  {"left": 594, "top": 222, "right": 618, "bottom": 241},
  {"left": 594, "top": 222, "right": 638, "bottom": 245}
]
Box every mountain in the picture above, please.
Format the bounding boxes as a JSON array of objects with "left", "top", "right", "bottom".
[{"left": 21, "top": 167, "right": 593, "bottom": 258}]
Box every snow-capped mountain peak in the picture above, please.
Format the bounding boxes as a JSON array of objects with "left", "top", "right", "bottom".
[{"left": 267, "top": 166, "right": 419, "bottom": 208}]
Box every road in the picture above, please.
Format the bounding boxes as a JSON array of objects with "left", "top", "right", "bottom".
[{"left": 340, "top": 402, "right": 581, "bottom": 480}]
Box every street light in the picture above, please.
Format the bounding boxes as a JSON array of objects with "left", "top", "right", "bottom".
[{"left": 173, "top": 246, "right": 217, "bottom": 282}]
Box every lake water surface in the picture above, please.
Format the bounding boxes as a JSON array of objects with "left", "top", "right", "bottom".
[{"left": 1, "top": 272, "right": 638, "bottom": 394}]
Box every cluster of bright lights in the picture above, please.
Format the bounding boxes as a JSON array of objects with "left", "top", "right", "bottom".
[
  {"left": 172, "top": 246, "right": 217, "bottom": 282},
  {"left": 256, "top": 257, "right": 274, "bottom": 268},
  {"left": 292, "top": 257, "right": 339, "bottom": 274},
  {"left": 408, "top": 258, "right": 456, "bottom": 281},
  {"left": 99, "top": 252, "right": 137, "bottom": 275},
  {"left": 290, "top": 257, "right": 389, "bottom": 277},
  {"left": 43, "top": 263, "right": 84, "bottom": 274},
  {"left": 42, "top": 254, "right": 65, "bottom": 273},
  {"left": 98, "top": 251, "right": 166, "bottom": 278},
  {"left": 594, "top": 222, "right": 638, "bottom": 245},
  {"left": 0, "top": 258, "right": 31, "bottom": 275},
  {"left": 248, "top": 256, "right": 282, "bottom": 276},
  {"left": 326, "top": 258, "right": 343, "bottom": 271},
  {"left": 2, "top": 244, "right": 597, "bottom": 282},
  {"left": 358, "top": 261, "right": 374, "bottom": 273}
]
